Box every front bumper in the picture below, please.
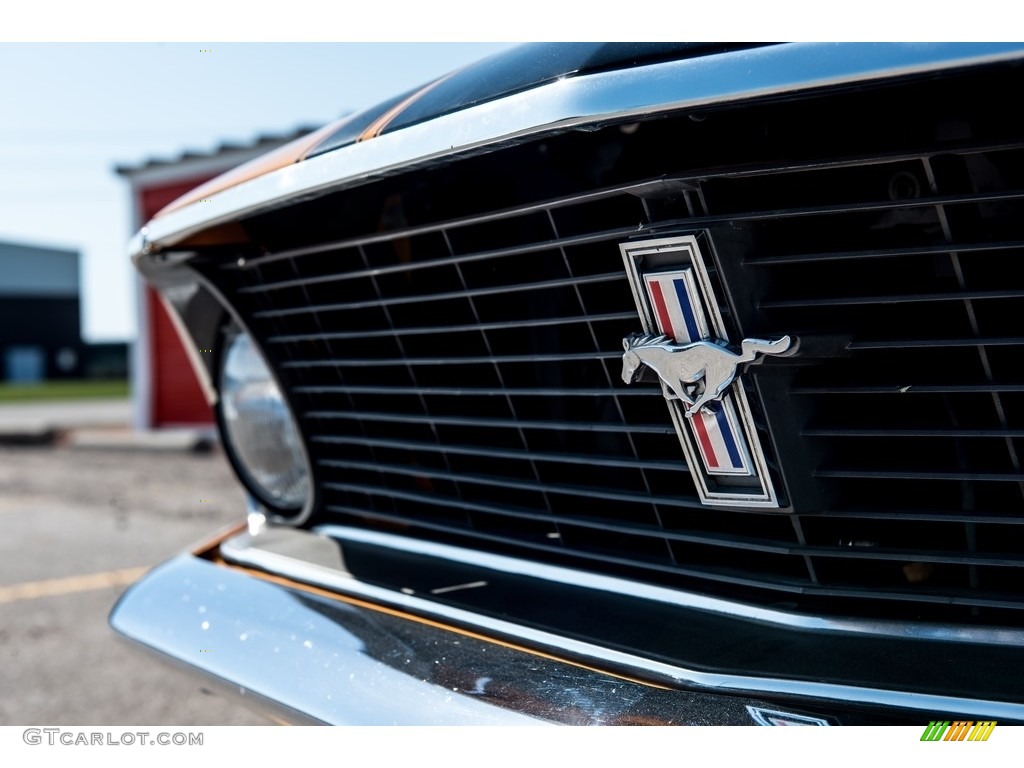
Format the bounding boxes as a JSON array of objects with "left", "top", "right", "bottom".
[{"left": 110, "top": 523, "right": 1024, "bottom": 725}]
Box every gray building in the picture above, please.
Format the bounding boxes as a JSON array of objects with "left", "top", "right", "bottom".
[{"left": 0, "top": 240, "right": 83, "bottom": 383}]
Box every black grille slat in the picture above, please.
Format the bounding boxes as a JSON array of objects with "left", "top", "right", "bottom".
[
  {"left": 321, "top": 480, "right": 711, "bottom": 529},
  {"left": 320, "top": 458, "right": 1024, "bottom": 568},
  {"left": 193, "top": 61, "right": 1024, "bottom": 625},
  {"left": 283, "top": 351, "right": 623, "bottom": 367},
  {"left": 822, "top": 509, "right": 1024, "bottom": 523},
  {"left": 764, "top": 288, "right": 1024, "bottom": 309},
  {"left": 324, "top": 503, "right": 825, "bottom": 594},
  {"left": 305, "top": 411, "right": 675, "bottom": 435},
  {"left": 266, "top": 312, "right": 638, "bottom": 343},
  {"left": 848, "top": 337, "right": 1024, "bottom": 350},
  {"left": 253, "top": 271, "right": 624, "bottom": 319},
  {"left": 626, "top": 188, "right": 1024, "bottom": 235},
  {"left": 709, "top": 187, "right": 1024, "bottom": 219},
  {"left": 747, "top": 240, "right": 1024, "bottom": 266},
  {"left": 296, "top": 385, "right": 654, "bottom": 397},
  {"left": 311, "top": 433, "right": 687, "bottom": 472},
  {"left": 233, "top": 178, "right": 683, "bottom": 270},
  {"left": 242, "top": 192, "right": 1024, "bottom": 296},
  {"left": 794, "top": 384, "right": 1024, "bottom": 394},
  {"left": 236, "top": 135, "right": 1024, "bottom": 271},
  {"left": 817, "top": 469, "right": 1024, "bottom": 482},
  {"left": 322, "top": 459, "right": 711, "bottom": 517},
  {"left": 805, "top": 428, "right": 1024, "bottom": 438},
  {"left": 239, "top": 227, "right": 643, "bottom": 294},
  {"left": 297, "top": 386, "right": 652, "bottom": 397}
]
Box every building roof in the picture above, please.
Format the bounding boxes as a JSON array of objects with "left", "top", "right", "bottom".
[{"left": 0, "top": 239, "right": 80, "bottom": 297}]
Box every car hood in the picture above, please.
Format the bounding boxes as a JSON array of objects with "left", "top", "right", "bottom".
[{"left": 155, "top": 43, "right": 763, "bottom": 218}]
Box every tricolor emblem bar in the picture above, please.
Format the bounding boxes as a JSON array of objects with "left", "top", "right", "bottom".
[
  {"left": 643, "top": 269, "right": 754, "bottom": 477},
  {"left": 621, "top": 235, "right": 783, "bottom": 508}
]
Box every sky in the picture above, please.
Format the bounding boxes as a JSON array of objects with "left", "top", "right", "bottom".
[{"left": 0, "top": 43, "right": 514, "bottom": 342}]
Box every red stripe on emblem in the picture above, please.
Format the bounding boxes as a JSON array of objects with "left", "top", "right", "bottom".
[
  {"left": 649, "top": 280, "right": 676, "bottom": 339},
  {"left": 691, "top": 411, "right": 719, "bottom": 468}
]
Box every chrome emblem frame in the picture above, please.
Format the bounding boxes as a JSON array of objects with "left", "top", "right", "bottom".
[{"left": 620, "top": 235, "right": 789, "bottom": 508}]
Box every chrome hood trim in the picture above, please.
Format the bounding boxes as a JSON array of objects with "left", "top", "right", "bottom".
[{"left": 131, "top": 42, "right": 1024, "bottom": 261}]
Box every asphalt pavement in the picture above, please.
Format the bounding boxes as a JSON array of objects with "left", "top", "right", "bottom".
[
  {"left": 0, "top": 397, "right": 131, "bottom": 433},
  {"left": 0, "top": 399, "right": 274, "bottom": 725}
]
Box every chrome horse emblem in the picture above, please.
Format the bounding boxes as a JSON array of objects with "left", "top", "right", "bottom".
[
  {"left": 622, "top": 333, "right": 792, "bottom": 417},
  {"left": 620, "top": 234, "right": 793, "bottom": 508}
]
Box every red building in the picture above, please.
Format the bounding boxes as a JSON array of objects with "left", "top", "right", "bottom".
[{"left": 116, "top": 128, "right": 317, "bottom": 430}]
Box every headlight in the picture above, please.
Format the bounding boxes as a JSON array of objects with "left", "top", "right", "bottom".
[{"left": 218, "top": 331, "right": 310, "bottom": 512}]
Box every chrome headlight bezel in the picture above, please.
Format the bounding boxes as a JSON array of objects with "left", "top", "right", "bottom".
[{"left": 215, "top": 328, "right": 311, "bottom": 517}]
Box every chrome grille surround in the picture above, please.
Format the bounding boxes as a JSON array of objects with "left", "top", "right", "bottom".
[{"left": 143, "top": 48, "right": 1024, "bottom": 628}]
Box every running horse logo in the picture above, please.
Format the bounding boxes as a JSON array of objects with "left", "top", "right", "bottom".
[{"left": 621, "top": 333, "right": 792, "bottom": 417}]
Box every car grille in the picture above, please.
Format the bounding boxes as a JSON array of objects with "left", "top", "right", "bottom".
[{"left": 193, "top": 60, "right": 1024, "bottom": 625}]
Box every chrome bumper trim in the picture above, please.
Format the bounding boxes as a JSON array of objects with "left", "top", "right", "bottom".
[
  {"left": 111, "top": 554, "right": 812, "bottom": 725},
  {"left": 218, "top": 526, "right": 1024, "bottom": 722},
  {"left": 133, "top": 43, "right": 1024, "bottom": 260},
  {"left": 110, "top": 556, "right": 546, "bottom": 725}
]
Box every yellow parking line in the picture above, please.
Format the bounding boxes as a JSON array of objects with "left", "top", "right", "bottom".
[{"left": 0, "top": 566, "right": 149, "bottom": 605}]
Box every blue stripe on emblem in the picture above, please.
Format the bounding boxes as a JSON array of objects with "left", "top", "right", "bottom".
[
  {"left": 714, "top": 405, "right": 744, "bottom": 469},
  {"left": 672, "top": 278, "right": 700, "bottom": 343}
]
